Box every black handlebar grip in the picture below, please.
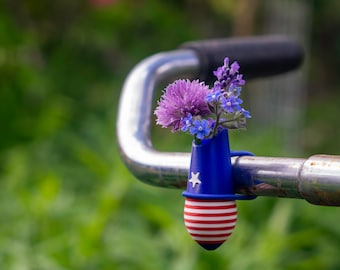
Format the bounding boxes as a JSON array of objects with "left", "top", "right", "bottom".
[{"left": 180, "top": 35, "right": 304, "bottom": 82}]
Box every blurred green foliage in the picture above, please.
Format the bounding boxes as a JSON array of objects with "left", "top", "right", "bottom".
[{"left": 0, "top": 0, "right": 340, "bottom": 269}]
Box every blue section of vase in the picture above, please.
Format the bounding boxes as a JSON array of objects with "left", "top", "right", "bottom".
[
  {"left": 182, "top": 129, "right": 256, "bottom": 200},
  {"left": 185, "top": 130, "right": 233, "bottom": 195}
]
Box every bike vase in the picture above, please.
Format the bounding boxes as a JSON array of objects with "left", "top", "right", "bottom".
[{"left": 182, "top": 129, "right": 238, "bottom": 251}]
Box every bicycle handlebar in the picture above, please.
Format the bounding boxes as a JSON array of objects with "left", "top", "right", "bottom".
[
  {"left": 180, "top": 35, "right": 304, "bottom": 82},
  {"left": 117, "top": 36, "right": 340, "bottom": 206}
]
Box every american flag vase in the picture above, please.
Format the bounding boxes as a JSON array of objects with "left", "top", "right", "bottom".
[{"left": 182, "top": 129, "right": 237, "bottom": 251}]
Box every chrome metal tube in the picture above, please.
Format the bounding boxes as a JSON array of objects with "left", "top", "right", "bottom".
[
  {"left": 117, "top": 50, "right": 198, "bottom": 188},
  {"left": 232, "top": 155, "right": 340, "bottom": 206},
  {"left": 117, "top": 50, "right": 340, "bottom": 206},
  {"left": 299, "top": 155, "right": 340, "bottom": 206}
]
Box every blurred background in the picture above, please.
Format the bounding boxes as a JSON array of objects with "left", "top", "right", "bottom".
[{"left": 0, "top": 0, "right": 340, "bottom": 269}]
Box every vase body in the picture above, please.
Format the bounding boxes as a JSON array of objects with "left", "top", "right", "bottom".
[{"left": 182, "top": 130, "right": 237, "bottom": 250}]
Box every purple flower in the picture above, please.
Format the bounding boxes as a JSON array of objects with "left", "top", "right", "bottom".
[
  {"left": 213, "top": 57, "right": 245, "bottom": 90},
  {"left": 189, "top": 119, "right": 211, "bottom": 140},
  {"left": 232, "top": 74, "right": 245, "bottom": 88},
  {"left": 221, "top": 96, "right": 243, "bottom": 113},
  {"left": 154, "top": 79, "right": 211, "bottom": 132},
  {"left": 213, "top": 57, "right": 230, "bottom": 80},
  {"left": 230, "top": 61, "right": 240, "bottom": 73}
]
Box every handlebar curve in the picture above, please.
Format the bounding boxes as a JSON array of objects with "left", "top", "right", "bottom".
[{"left": 116, "top": 36, "right": 340, "bottom": 206}]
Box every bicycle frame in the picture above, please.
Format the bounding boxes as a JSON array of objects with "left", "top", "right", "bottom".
[{"left": 117, "top": 36, "right": 340, "bottom": 206}]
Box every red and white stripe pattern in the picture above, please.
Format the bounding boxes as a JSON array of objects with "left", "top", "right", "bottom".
[{"left": 184, "top": 198, "right": 237, "bottom": 250}]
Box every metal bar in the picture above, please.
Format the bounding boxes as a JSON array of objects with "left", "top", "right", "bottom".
[
  {"left": 116, "top": 50, "right": 340, "bottom": 206},
  {"left": 117, "top": 50, "right": 198, "bottom": 188},
  {"left": 232, "top": 155, "right": 340, "bottom": 206}
]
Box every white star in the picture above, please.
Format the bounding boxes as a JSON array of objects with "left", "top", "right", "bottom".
[{"left": 189, "top": 172, "right": 202, "bottom": 188}]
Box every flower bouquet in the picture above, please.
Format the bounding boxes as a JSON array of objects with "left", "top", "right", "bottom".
[{"left": 154, "top": 57, "right": 253, "bottom": 250}]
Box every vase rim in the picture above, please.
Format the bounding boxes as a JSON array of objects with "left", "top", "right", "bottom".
[{"left": 192, "top": 129, "right": 229, "bottom": 147}]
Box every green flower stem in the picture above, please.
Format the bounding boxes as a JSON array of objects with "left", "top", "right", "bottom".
[
  {"left": 194, "top": 137, "right": 201, "bottom": 145},
  {"left": 211, "top": 112, "right": 221, "bottom": 137},
  {"left": 219, "top": 118, "right": 239, "bottom": 124}
]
